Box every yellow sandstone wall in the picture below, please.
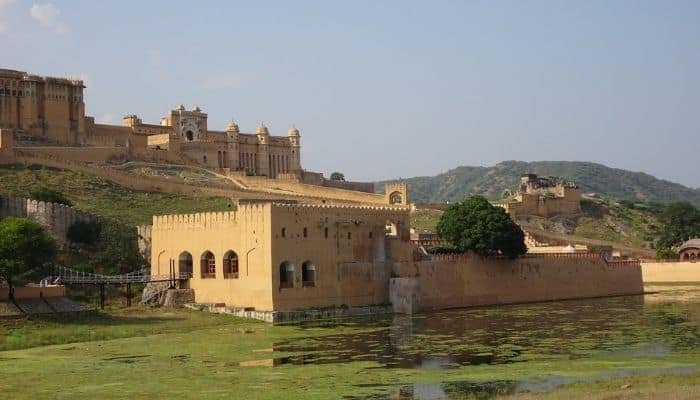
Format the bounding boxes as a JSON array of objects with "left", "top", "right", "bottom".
[
  {"left": 641, "top": 261, "right": 700, "bottom": 282},
  {"left": 14, "top": 146, "right": 127, "bottom": 163},
  {"left": 150, "top": 205, "right": 274, "bottom": 310},
  {"left": 393, "top": 255, "right": 643, "bottom": 310},
  {"left": 269, "top": 204, "right": 410, "bottom": 310}
]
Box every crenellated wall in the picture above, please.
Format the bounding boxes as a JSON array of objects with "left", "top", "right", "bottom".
[
  {"left": 150, "top": 204, "right": 274, "bottom": 310},
  {"left": 0, "top": 195, "right": 99, "bottom": 246}
]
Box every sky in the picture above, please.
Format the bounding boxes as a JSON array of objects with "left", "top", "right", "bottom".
[{"left": 1, "top": 0, "right": 699, "bottom": 187}]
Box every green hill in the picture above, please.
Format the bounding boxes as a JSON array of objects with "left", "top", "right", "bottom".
[
  {"left": 0, "top": 164, "right": 233, "bottom": 226},
  {"left": 379, "top": 161, "right": 700, "bottom": 206}
]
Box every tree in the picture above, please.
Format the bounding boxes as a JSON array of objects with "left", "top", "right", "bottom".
[
  {"left": 67, "top": 220, "right": 102, "bottom": 245},
  {"left": 436, "top": 196, "right": 527, "bottom": 259},
  {"left": 655, "top": 201, "right": 700, "bottom": 250},
  {"left": 88, "top": 221, "right": 145, "bottom": 274},
  {"left": 0, "top": 217, "right": 57, "bottom": 300},
  {"left": 30, "top": 187, "right": 73, "bottom": 206},
  {"left": 330, "top": 172, "right": 345, "bottom": 181}
]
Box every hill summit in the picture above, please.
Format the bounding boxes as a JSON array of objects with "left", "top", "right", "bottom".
[{"left": 379, "top": 161, "right": 700, "bottom": 206}]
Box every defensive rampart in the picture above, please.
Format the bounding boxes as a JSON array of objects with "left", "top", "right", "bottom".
[
  {"left": 0, "top": 195, "right": 99, "bottom": 246},
  {"left": 391, "top": 253, "right": 643, "bottom": 311},
  {"left": 1, "top": 149, "right": 399, "bottom": 206},
  {"left": 641, "top": 261, "right": 700, "bottom": 282}
]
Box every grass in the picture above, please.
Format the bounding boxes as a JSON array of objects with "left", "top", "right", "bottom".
[
  {"left": 1, "top": 294, "right": 699, "bottom": 399},
  {"left": 410, "top": 207, "right": 443, "bottom": 231},
  {"left": 0, "top": 164, "right": 234, "bottom": 226}
]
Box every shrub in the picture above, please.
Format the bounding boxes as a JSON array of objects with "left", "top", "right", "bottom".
[
  {"left": 425, "top": 244, "right": 461, "bottom": 254},
  {"left": 29, "top": 187, "right": 73, "bottom": 206},
  {"left": 67, "top": 221, "right": 102, "bottom": 245},
  {"left": 656, "top": 248, "right": 678, "bottom": 261}
]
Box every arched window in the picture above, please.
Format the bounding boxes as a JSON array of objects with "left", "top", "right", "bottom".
[
  {"left": 303, "top": 227, "right": 308, "bottom": 238},
  {"left": 281, "top": 227, "right": 286, "bottom": 238},
  {"left": 324, "top": 227, "right": 329, "bottom": 238},
  {"left": 389, "top": 191, "right": 403, "bottom": 205},
  {"left": 186, "top": 130, "right": 194, "bottom": 141},
  {"left": 223, "top": 250, "right": 239, "bottom": 279},
  {"left": 302, "top": 261, "right": 316, "bottom": 287},
  {"left": 178, "top": 251, "right": 193, "bottom": 278},
  {"left": 200, "top": 250, "right": 216, "bottom": 279},
  {"left": 279, "top": 261, "right": 294, "bottom": 289}
]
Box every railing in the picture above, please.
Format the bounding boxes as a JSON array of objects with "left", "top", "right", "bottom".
[
  {"left": 45, "top": 265, "right": 191, "bottom": 285},
  {"left": 200, "top": 273, "right": 216, "bottom": 279},
  {"left": 224, "top": 272, "right": 239, "bottom": 279}
]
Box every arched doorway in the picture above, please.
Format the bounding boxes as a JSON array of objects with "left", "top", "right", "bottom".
[
  {"left": 178, "top": 251, "right": 193, "bottom": 278},
  {"left": 279, "top": 261, "right": 294, "bottom": 288},
  {"left": 185, "top": 130, "right": 194, "bottom": 141},
  {"left": 389, "top": 191, "right": 403, "bottom": 205},
  {"left": 302, "top": 261, "right": 316, "bottom": 287}
]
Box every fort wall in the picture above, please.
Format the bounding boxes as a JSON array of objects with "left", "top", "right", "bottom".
[
  {"left": 0, "top": 195, "right": 99, "bottom": 246},
  {"left": 15, "top": 146, "right": 127, "bottom": 163},
  {"left": 392, "top": 255, "right": 643, "bottom": 310},
  {"left": 150, "top": 205, "right": 274, "bottom": 310},
  {"left": 641, "top": 261, "right": 700, "bottom": 282},
  {"left": 269, "top": 203, "right": 411, "bottom": 310},
  {"left": 498, "top": 187, "right": 581, "bottom": 218},
  {"left": 0, "top": 286, "right": 65, "bottom": 300}
]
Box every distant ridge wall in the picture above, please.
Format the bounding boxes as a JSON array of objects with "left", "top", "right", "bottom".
[
  {"left": 0, "top": 195, "right": 99, "bottom": 246},
  {"left": 1, "top": 149, "right": 395, "bottom": 206}
]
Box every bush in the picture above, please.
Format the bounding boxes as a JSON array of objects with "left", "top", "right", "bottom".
[
  {"left": 425, "top": 244, "right": 461, "bottom": 254},
  {"left": 29, "top": 187, "right": 73, "bottom": 206},
  {"left": 66, "top": 221, "right": 102, "bottom": 245},
  {"left": 656, "top": 247, "right": 678, "bottom": 261}
]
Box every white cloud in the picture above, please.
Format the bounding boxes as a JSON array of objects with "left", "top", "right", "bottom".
[{"left": 29, "top": 3, "right": 66, "bottom": 33}]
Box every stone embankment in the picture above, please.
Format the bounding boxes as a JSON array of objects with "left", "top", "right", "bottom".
[
  {"left": 0, "top": 297, "right": 94, "bottom": 318},
  {"left": 185, "top": 303, "right": 393, "bottom": 323}
]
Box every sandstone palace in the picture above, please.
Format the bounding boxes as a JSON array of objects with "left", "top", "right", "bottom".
[
  {"left": 0, "top": 68, "right": 302, "bottom": 179},
  {"left": 0, "top": 68, "right": 643, "bottom": 322}
]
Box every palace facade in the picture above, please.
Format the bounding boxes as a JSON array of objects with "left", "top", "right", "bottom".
[{"left": 0, "top": 68, "right": 300, "bottom": 178}]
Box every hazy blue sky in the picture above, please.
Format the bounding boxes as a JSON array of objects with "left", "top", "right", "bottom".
[{"left": 1, "top": 1, "right": 698, "bottom": 186}]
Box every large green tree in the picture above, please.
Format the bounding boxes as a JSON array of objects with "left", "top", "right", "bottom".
[
  {"left": 436, "top": 196, "right": 527, "bottom": 259},
  {"left": 0, "top": 217, "right": 57, "bottom": 300},
  {"left": 87, "top": 221, "right": 145, "bottom": 274},
  {"left": 330, "top": 172, "right": 345, "bottom": 181},
  {"left": 655, "top": 201, "right": 700, "bottom": 250}
]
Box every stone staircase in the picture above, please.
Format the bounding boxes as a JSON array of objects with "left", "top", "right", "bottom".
[{"left": 14, "top": 298, "right": 54, "bottom": 314}]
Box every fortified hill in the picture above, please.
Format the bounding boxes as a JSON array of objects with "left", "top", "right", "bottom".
[{"left": 0, "top": 68, "right": 407, "bottom": 206}]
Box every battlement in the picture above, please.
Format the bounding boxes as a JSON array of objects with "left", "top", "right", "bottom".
[{"left": 270, "top": 202, "right": 409, "bottom": 213}]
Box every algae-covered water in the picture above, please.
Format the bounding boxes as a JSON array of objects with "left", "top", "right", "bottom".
[
  {"left": 2, "top": 285, "right": 700, "bottom": 399},
  {"left": 252, "top": 286, "right": 700, "bottom": 398}
]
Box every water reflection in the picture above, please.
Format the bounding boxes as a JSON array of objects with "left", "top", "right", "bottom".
[{"left": 267, "top": 296, "right": 667, "bottom": 369}]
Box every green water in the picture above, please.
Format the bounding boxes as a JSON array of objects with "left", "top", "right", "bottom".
[
  {"left": 2, "top": 287, "right": 699, "bottom": 399},
  {"left": 258, "top": 290, "right": 700, "bottom": 398}
]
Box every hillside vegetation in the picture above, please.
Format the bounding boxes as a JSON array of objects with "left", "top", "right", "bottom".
[
  {"left": 380, "top": 161, "right": 700, "bottom": 206},
  {"left": 0, "top": 164, "right": 233, "bottom": 226},
  {"left": 412, "top": 198, "right": 661, "bottom": 252}
]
